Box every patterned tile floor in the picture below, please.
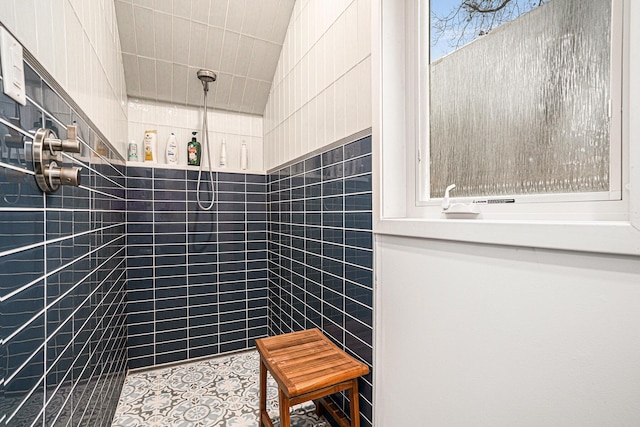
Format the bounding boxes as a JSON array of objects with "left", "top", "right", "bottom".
[{"left": 111, "top": 350, "right": 330, "bottom": 427}]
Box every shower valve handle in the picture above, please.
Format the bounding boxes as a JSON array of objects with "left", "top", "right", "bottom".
[
  {"left": 43, "top": 162, "right": 82, "bottom": 187},
  {"left": 32, "top": 127, "right": 83, "bottom": 193},
  {"left": 43, "top": 125, "right": 81, "bottom": 153}
]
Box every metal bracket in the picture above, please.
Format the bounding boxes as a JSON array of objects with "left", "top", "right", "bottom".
[{"left": 32, "top": 125, "right": 82, "bottom": 193}]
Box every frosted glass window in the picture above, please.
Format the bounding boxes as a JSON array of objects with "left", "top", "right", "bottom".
[{"left": 429, "top": 0, "right": 612, "bottom": 199}]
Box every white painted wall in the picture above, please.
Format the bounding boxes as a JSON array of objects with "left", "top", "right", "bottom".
[
  {"left": 0, "top": 0, "right": 129, "bottom": 156},
  {"left": 128, "top": 98, "right": 264, "bottom": 173},
  {"left": 373, "top": 1, "right": 640, "bottom": 424},
  {"left": 263, "top": 0, "right": 372, "bottom": 170},
  {"left": 375, "top": 235, "right": 640, "bottom": 426}
]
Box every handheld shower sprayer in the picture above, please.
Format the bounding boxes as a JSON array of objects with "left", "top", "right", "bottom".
[
  {"left": 196, "top": 69, "right": 217, "bottom": 211},
  {"left": 197, "top": 69, "right": 216, "bottom": 92}
]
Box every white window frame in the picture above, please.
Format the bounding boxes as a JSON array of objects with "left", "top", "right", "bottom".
[
  {"left": 418, "top": 0, "right": 623, "bottom": 213},
  {"left": 373, "top": 0, "right": 640, "bottom": 256}
]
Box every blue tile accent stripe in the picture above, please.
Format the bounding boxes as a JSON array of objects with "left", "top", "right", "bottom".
[
  {"left": 125, "top": 168, "right": 269, "bottom": 368},
  {"left": 267, "top": 135, "right": 374, "bottom": 427},
  {"left": 0, "top": 63, "right": 127, "bottom": 427}
]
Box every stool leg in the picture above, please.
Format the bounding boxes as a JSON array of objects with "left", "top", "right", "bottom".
[
  {"left": 349, "top": 378, "right": 360, "bottom": 427},
  {"left": 278, "top": 388, "right": 290, "bottom": 426},
  {"left": 259, "top": 359, "right": 267, "bottom": 427}
]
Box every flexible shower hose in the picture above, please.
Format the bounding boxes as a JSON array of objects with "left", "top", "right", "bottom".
[{"left": 197, "top": 86, "right": 215, "bottom": 211}]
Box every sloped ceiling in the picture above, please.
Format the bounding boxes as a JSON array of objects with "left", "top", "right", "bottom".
[{"left": 114, "top": 0, "right": 295, "bottom": 115}]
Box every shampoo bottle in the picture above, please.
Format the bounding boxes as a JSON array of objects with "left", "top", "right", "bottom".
[
  {"left": 240, "top": 140, "right": 248, "bottom": 170},
  {"left": 187, "top": 132, "right": 201, "bottom": 166},
  {"left": 166, "top": 133, "right": 178, "bottom": 164},
  {"left": 219, "top": 139, "right": 227, "bottom": 168},
  {"left": 143, "top": 130, "right": 157, "bottom": 162}
]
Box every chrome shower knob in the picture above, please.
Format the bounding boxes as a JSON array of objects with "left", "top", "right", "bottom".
[
  {"left": 44, "top": 162, "right": 82, "bottom": 187},
  {"left": 32, "top": 126, "right": 83, "bottom": 193},
  {"left": 58, "top": 165, "right": 81, "bottom": 186},
  {"left": 41, "top": 125, "right": 81, "bottom": 153}
]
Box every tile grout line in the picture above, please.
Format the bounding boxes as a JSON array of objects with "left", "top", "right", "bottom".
[
  {"left": 185, "top": 169, "right": 190, "bottom": 359},
  {"left": 245, "top": 174, "right": 250, "bottom": 348},
  {"left": 42, "top": 190, "right": 48, "bottom": 427},
  {"left": 152, "top": 168, "right": 157, "bottom": 367}
]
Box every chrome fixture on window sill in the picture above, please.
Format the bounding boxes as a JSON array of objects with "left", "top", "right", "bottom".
[{"left": 32, "top": 125, "right": 82, "bottom": 193}]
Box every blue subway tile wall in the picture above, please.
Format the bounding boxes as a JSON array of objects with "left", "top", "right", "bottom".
[
  {"left": 0, "top": 63, "right": 127, "bottom": 426},
  {"left": 125, "top": 168, "right": 268, "bottom": 369},
  {"left": 267, "top": 135, "right": 374, "bottom": 427}
]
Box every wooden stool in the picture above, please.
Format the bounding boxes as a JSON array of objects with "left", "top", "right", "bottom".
[{"left": 256, "top": 328, "right": 369, "bottom": 427}]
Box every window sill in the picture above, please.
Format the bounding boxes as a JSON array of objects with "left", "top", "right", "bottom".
[
  {"left": 372, "top": 0, "right": 640, "bottom": 257},
  {"left": 374, "top": 217, "right": 640, "bottom": 256}
]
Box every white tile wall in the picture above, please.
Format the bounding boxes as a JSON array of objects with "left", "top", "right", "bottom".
[
  {"left": 0, "top": 0, "right": 129, "bottom": 157},
  {"left": 263, "top": 0, "right": 372, "bottom": 170},
  {"left": 128, "top": 98, "right": 264, "bottom": 173},
  {"left": 1, "top": 0, "right": 370, "bottom": 168}
]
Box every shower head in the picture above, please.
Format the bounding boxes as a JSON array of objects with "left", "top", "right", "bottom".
[{"left": 197, "top": 69, "right": 217, "bottom": 92}]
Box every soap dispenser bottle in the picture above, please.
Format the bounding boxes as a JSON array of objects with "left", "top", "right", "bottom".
[{"left": 187, "top": 132, "right": 201, "bottom": 166}]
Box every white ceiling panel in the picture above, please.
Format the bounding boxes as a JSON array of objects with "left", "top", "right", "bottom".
[
  {"left": 191, "top": 0, "right": 210, "bottom": 24},
  {"left": 204, "top": 26, "right": 224, "bottom": 71},
  {"left": 228, "top": 76, "right": 247, "bottom": 111},
  {"left": 115, "top": 0, "right": 294, "bottom": 116},
  {"left": 138, "top": 57, "right": 157, "bottom": 98},
  {"left": 254, "top": 1, "right": 279, "bottom": 41},
  {"left": 171, "top": 63, "right": 188, "bottom": 104},
  {"left": 153, "top": 0, "right": 172, "bottom": 14},
  {"left": 122, "top": 53, "right": 140, "bottom": 96},
  {"left": 218, "top": 31, "right": 240, "bottom": 74},
  {"left": 188, "top": 22, "right": 208, "bottom": 67},
  {"left": 241, "top": 78, "right": 260, "bottom": 112},
  {"left": 115, "top": 1, "right": 136, "bottom": 53},
  {"left": 156, "top": 60, "right": 173, "bottom": 101},
  {"left": 133, "top": 6, "right": 155, "bottom": 57},
  {"left": 213, "top": 72, "right": 232, "bottom": 109},
  {"left": 133, "top": 0, "right": 153, "bottom": 8},
  {"left": 208, "top": 0, "right": 228, "bottom": 28},
  {"left": 153, "top": 11, "right": 173, "bottom": 62},
  {"left": 270, "top": 0, "right": 294, "bottom": 44},
  {"left": 234, "top": 35, "right": 254, "bottom": 77},
  {"left": 172, "top": 16, "right": 191, "bottom": 64},
  {"left": 172, "top": 0, "right": 191, "bottom": 19},
  {"left": 252, "top": 81, "right": 272, "bottom": 115},
  {"left": 248, "top": 39, "right": 281, "bottom": 82},
  {"left": 224, "top": 0, "right": 246, "bottom": 33},
  {"left": 241, "top": 0, "right": 263, "bottom": 37}
]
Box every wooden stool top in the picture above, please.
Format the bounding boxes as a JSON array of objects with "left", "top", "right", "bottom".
[{"left": 255, "top": 329, "right": 369, "bottom": 398}]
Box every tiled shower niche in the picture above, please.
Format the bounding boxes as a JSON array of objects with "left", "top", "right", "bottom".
[
  {"left": 267, "top": 135, "right": 374, "bottom": 427},
  {"left": 0, "top": 63, "right": 127, "bottom": 426},
  {"left": 125, "top": 168, "right": 269, "bottom": 369}
]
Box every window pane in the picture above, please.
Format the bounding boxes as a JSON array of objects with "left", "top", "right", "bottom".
[{"left": 429, "top": 0, "right": 612, "bottom": 199}]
